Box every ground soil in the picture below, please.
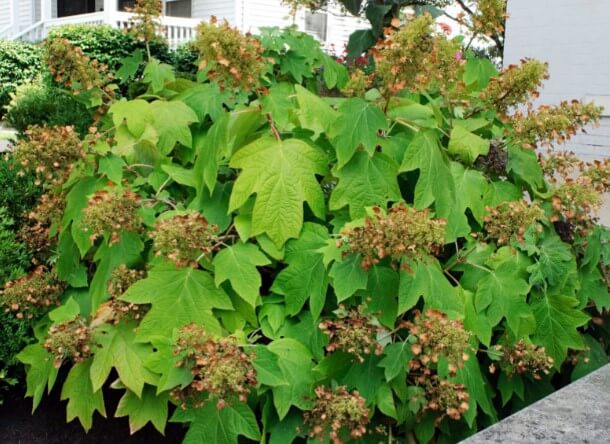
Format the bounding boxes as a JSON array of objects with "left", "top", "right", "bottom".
[{"left": 0, "top": 381, "right": 186, "bottom": 444}]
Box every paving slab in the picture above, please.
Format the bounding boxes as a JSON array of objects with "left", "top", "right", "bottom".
[{"left": 460, "top": 365, "right": 610, "bottom": 444}]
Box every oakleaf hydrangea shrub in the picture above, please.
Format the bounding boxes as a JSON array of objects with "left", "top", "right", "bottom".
[{"left": 9, "top": 11, "right": 610, "bottom": 444}]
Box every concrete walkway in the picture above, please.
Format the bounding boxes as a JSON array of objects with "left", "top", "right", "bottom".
[
  {"left": 461, "top": 365, "right": 610, "bottom": 444},
  {"left": 0, "top": 122, "right": 16, "bottom": 152}
]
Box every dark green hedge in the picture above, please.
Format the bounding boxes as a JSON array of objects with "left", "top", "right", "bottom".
[
  {"left": 0, "top": 40, "right": 43, "bottom": 114},
  {"left": 4, "top": 82, "right": 94, "bottom": 135},
  {"left": 47, "top": 24, "right": 173, "bottom": 73}
]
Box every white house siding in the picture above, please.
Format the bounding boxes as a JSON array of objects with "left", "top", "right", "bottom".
[
  {"left": 504, "top": 0, "right": 610, "bottom": 158},
  {"left": 234, "top": 0, "right": 362, "bottom": 50},
  {"left": 19, "top": 0, "right": 34, "bottom": 30},
  {"left": 236, "top": 0, "right": 299, "bottom": 34},
  {"left": 325, "top": 4, "right": 368, "bottom": 53},
  {"left": 0, "top": 1, "right": 11, "bottom": 30},
  {"left": 191, "top": 0, "right": 235, "bottom": 23}
]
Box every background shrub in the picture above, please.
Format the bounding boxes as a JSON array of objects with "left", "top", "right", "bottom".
[
  {"left": 0, "top": 40, "right": 43, "bottom": 115},
  {"left": 172, "top": 42, "right": 199, "bottom": 77},
  {"left": 47, "top": 24, "right": 172, "bottom": 73},
  {"left": 0, "top": 157, "right": 40, "bottom": 405},
  {"left": 0, "top": 207, "right": 30, "bottom": 285},
  {"left": 4, "top": 82, "right": 94, "bottom": 135},
  {"left": 0, "top": 154, "right": 41, "bottom": 223}
]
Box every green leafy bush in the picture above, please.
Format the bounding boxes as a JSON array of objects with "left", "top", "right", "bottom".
[
  {"left": 0, "top": 40, "right": 43, "bottom": 114},
  {"left": 0, "top": 154, "right": 41, "bottom": 223},
  {"left": 0, "top": 207, "right": 30, "bottom": 285},
  {"left": 47, "top": 24, "right": 172, "bottom": 73},
  {"left": 10, "top": 20, "right": 610, "bottom": 444},
  {"left": 4, "top": 82, "right": 94, "bottom": 134},
  {"left": 172, "top": 43, "right": 199, "bottom": 77}
]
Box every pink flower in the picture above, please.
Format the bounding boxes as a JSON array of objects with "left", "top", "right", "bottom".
[{"left": 439, "top": 22, "right": 452, "bottom": 34}]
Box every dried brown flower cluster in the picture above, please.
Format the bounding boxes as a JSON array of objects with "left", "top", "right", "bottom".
[
  {"left": 304, "top": 386, "right": 370, "bottom": 444},
  {"left": 489, "top": 340, "right": 554, "bottom": 380},
  {"left": 374, "top": 14, "right": 464, "bottom": 94},
  {"left": 18, "top": 191, "right": 65, "bottom": 264},
  {"left": 511, "top": 100, "right": 603, "bottom": 148},
  {"left": 550, "top": 178, "right": 601, "bottom": 235},
  {"left": 82, "top": 187, "right": 142, "bottom": 244},
  {"left": 405, "top": 310, "right": 472, "bottom": 378},
  {"left": 151, "top": 211, "right": 219, "bottom": 267},
  {"left": 319, "top": 306, "right": 383, "bottom": 363},
  {"left": 44, "top": 317, "right": 92, "bottom": 368},
  {"left": 340, "top": 70, "right": 373, "bottom": 98},
  {"left": 539, "top": 150, "right": 581, "bottom": 179},
  {"left": 100, "top": 265, "right": 148, "bottom": 325},
  {"left": 480, "top": 59, "right": 549, "bottom": 114},
  {"left": 340, "top": 205, "right": 446, "bottom": 271},
  {"left": 1, "top": 267, "right": 65, "bottom": 319},
  {"left": 44, "top": 38, "right": 113, "bottom": 93},
  {"left": 470, "top": 0, "right": 507, "bottom": 37},
  {"left": 12, "top": 125, "right": 83, "bottom": 189},
  {"left": 475, "top": 139, "right": 508, "bottom": 175},
  {"left": 193, "top": 17, "right": 268, "bottom": 91},
  {"left": 483, "top": 200, "right": 545, "bottom": 245},
  {"left": 540, "top": 150, "right": 610, "bottom": 194},
  {"left": 423, "top": 376, "right": 469, "bottom": 423},
  {"left": 126, "top": 0, "right": 162, "bottom": 43},
  {"left": 171, "top": 324, "right": 257, "bottom": 410}
]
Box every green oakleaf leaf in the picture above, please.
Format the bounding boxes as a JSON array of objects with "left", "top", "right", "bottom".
[
  {"left": 89, "top": 231, "right": 144, "bottom": 310},
  {"left": 448, "top": 125, "right": 490, "bottom": 165},
  {"left": 463, "top": 57, "right": 498, "bottom": 89},
  {"left": 399, "top": 259, "right": 463, "bottom": 317},
  {"left": 366, "top": 265, "right": 399, "bottom": 328},
  {"left": 507, "top": 144, "right": 545, "bottom": 191},
  {"left": 116, "top": 49, "right": 143, "bottom": 82},
  {"left": 331, "top": 98, "right": 388, "bottom": 168},
  {"left": 61, "top": 360, "right": 106, "bottom": 432},
  {"left": 527, "top": 233, "right": 575, "bottom": 288},
  {"left": 143, "top": 59, "right": 176, "bottom": 93},
  {"left": 475, "top": 260, "right": 534, "bottom": 337},
  {"left": 150, "top": 100, "right": 199, "bottom": 153},
  {"left": 17, "top": 344, "right": 59, "bottom": 412},
  {"left": 329, "top": 254, "right": 368, "bottom": 302},
  {"left": 115, "top": 385, "right": 169, "bottom": 435},
  {"left": 400, "top": 130, "right": 455, "bottom": 218},
  {"left": 121, "top": 263, "right": 233, "bottom": 341},
  {"left": 379, "top": 342, "right": 413, "bottom": 382},
  {"left": 252, "top": 345, "right": 289, "bottom": 387},
  {"left": 172, "top": 402, "right": 260, "bottom": 444},
  {"left": 143, "top": 336, "right": 192, "bottom": 394},
  {"left": 329, "top": 151, "right": 401, "bottom": 219},
  {"left": 531, "top": 290, "right": 590, "bottom": 367},
  {"left": 90, "top": 321, "right": 158, "bottom": 396},
  {"left": 454, "top": 351, "right": 497, "bottom": 426},
  {"left": 271, "top": 223, "right": 329, "bottom": 318},
  {"left": 213, "top": 242, "right": 271, "bottom": 307},
  {"left": 267, "top": 339, "right": 316, "bottom": 419},
  {"left": 229, "top": 137, "right": 328, "bottom": 247},
  {"left": 261, "top": 82, "right": 295, "bottom": 131},
  {"left": 176, "top": 82, "right": 230, "bottom": 122},
  {"left": 294, "top": 84, "right": 338, "bottom": 137},
  {"left": 98, "top": 154, "right": 126, "bottom": 184}
]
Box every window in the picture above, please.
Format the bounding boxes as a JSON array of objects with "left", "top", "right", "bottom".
[{"left": 305, "top": 11, "right": 327, "bottom": 41}]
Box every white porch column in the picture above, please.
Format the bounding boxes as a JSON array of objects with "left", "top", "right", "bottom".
[
  {"left": 10, "top": 0, "right": 19, "bottom": 33},
  {"left": 103, "top": 0, "right": 118, "bottom": 25},
  {"left": 41, "top": 0, "right": 52, "bottom": 21}
]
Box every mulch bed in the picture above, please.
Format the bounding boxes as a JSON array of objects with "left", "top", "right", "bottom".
[{"left": 0, "top": 382, "right": 186, "bottom": 444}]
